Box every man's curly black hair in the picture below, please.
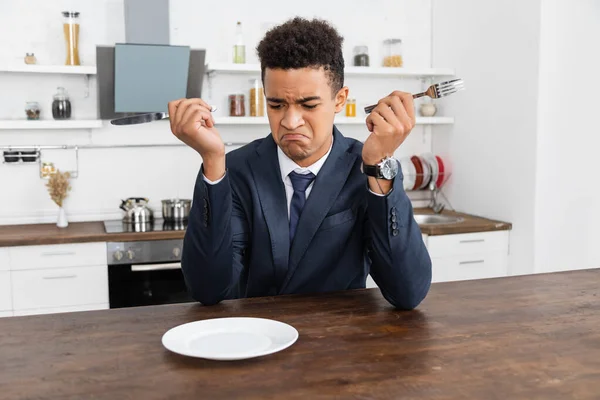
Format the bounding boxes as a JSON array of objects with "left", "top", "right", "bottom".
[{"left": 256, "top": 17, "right": 345, "bottom": 95}]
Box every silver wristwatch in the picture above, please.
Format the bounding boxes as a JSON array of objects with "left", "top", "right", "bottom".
[{"left": 362, "top": 157, "right": 399, "bottom": 180}]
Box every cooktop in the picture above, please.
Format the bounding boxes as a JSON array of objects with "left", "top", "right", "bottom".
[{"left": 103, "top": 219, "right": 188, "bottom": 234}]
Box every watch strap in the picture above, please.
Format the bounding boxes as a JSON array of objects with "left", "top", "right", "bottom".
[{"left": 362, "top": 163, "right": 382, "bottom": 178}]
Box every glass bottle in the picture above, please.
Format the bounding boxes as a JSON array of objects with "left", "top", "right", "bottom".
[
  {"left": 249, "top": 79, "right": 264, "bottom": 117},
  {"left": 63, "top": 11, "right": 81, "bottom": 66},
  {"left": 383, "top": 38, "right": 403, "bottom": 67},
  {"left": 233, "top": 21, "right": 246, "bottom": 64},
  {"left": 353, "top": 46, "right": 370, "bottom": 67},
  {"left": 345, "top": 99, "right": 356, "bottom": 117},
  {"left": 52, "top": 87, "right": 72, "bottom": 120}
]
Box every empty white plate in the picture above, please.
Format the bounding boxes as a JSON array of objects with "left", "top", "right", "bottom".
[{"left": 162, "top": 317, "right": 299, "bottom": 360}]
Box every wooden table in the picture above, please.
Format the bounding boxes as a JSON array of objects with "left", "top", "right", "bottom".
[{"left": 1, "top": 269, "right": 599, "bottom": 399}]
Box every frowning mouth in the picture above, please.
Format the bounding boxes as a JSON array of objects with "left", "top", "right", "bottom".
[{"left": 281, "top": 133, "right": 308, "bottom": 141}]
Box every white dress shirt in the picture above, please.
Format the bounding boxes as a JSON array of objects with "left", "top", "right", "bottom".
[{"left": 203, "top": 136, "right": 387, "bottom": 220}]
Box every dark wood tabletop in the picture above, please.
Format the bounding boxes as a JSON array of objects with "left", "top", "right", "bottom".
[{"left": 1, "top": 269, "right": 598, "bottom": 400}]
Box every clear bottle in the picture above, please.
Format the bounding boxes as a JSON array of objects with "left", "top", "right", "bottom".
[
  {"left": 233, "top": 21, "right": 246, "bottom": 64},
  {"left": 345, "top": 98, "right": 356, "bottom": 117},
  {"left": 249, "top": 79, "right": 264, "bottom": 117},
  {"left": 63, "top": 11, "right": 81, "bottom": 66},
  {"left": 52, "top": 87, "right": 72, "bottom": 120},
  {"left": 25, "top": 101, "right": 41, "bottom": 120}
]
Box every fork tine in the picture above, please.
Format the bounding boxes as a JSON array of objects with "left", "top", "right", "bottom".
[
  {"left": 435, "top": 78, "right": 463, "bottom": 87},
  {"left": 438, "top": 83, "right": 464, "bottom": 93},
  {"left": 437, "top": 86, "right": 465, "bottom": 97},
  {"left": 436, "top": 80, "right": 464, "bottom": 91}
]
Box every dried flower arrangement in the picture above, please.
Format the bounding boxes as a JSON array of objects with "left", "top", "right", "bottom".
[{"left": 45, "top": 169, "right": 71, "bottom": 207}]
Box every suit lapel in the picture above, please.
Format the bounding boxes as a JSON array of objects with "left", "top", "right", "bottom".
[
  {"left": 280, "top": 127, "right": 357, "bottom": 293},
  {"left": 248, "top": 135, "right": 289, "bottom": 288}
]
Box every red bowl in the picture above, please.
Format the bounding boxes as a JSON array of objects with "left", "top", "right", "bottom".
[
  {"left": 435, "top": 155, "right": 445, "bottom": 187},
  {"left": 411, "top": 156, "right": 424, "bottom": 191}
]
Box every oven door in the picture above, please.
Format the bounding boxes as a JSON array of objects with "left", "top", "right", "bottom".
[{"left": 108, "top": 262, "right": 195, "bottom": 309}]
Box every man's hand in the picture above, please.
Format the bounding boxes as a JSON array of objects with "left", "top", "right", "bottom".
[
  {"left": 168, "top": 98, "right": 225, "bottom": 181},
  {"left": 362, "top": 91, "right": 416, "bottom": 194}
]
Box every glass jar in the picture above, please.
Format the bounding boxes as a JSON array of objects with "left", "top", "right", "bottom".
[
  {"left": 249, "top": 79, "right": 264, "bottom": 117},
  {"left": 63, "top": 11, "right": 81, "bottom": 66},
  {"left": 229, "top": 94, "right": 245, "bottom": 116},
  {"left": 353, "top": 46, "right": 370, "bottom": 67},
  {"left": 24, "top": 53, "right": 37, "bottom": 65},
  {"left": 382, "top": 38, "right": 403, "bottom": 67},
  {"left": 25, "top": 102, "right": 40, "bottom": 120},
  {"left": 52, "top": 87, "right": 72, "bottom": 120},
  {"left": 345, "top": 98, "right": 356, "bottom": 117}
]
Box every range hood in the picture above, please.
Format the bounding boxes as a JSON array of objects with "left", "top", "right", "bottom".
[{"left": 96, "top": 0, "right": 206, "bottom": 119}]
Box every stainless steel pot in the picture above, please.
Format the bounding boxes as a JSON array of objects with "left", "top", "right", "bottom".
[
  {"left": 162, "top": 199, "right": 191, "bottom": 221},
  {"left": 120, "top": 197, "right": 154, "bottom": 224}
]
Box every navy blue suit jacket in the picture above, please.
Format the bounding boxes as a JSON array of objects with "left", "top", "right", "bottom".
[{"left": 181, "top": 127, "right": 432, "bottom": 309}]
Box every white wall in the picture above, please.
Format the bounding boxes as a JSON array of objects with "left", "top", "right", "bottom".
[
  {"left": 534, "top": 0, "right": 600, "bottom": 273},
  {"left": 431, "top": 0, "right": 541, "bottom": 276},
  {"left": 0, "top": 0, "right": 439, "bottom": 225}
]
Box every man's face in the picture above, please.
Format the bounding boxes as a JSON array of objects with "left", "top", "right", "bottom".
[{"left": 264, "top": 67, "right": 348, "bottom": 167}]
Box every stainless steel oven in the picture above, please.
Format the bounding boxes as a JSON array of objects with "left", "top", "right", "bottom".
[{"left": 105, "top": 220, "right": 194, "bottom": 309}]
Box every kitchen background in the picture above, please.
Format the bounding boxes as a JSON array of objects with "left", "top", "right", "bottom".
[{"left": 0, "top": 0, "right": 598, "bottom": 280}]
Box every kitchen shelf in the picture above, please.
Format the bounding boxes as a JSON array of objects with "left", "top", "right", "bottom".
[
  {"left": 214, "top": 116, "right": 454, "bottom": 125},
  {"left": 0, "top": 65, "right": 97, "bottom": 75},
  {"left": 206, "top": 63, "right": 455, "bottom": 78},
  {"left": 0, "top": 120, "right": 103, "bottom": 130}
]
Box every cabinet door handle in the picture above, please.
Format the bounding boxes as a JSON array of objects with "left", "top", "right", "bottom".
[
  {"left": 459, "top": 260, "right": 485, "bottom": 265},
  {"left": 459, "top": 239, "right": 485, "bottom": 244},
  {"left": 43, "top": 274, "right": 77, "bottom": 280},
  {"left": 41, "top": 251, "right": 76, "bottom": 257}
]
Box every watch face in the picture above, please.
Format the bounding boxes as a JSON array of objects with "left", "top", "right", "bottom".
[{"left": 381, "top": 158, "right": 399, "bottom": 179}]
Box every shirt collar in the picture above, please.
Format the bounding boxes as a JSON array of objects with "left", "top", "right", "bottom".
[{"left": 277, "top": 136, "right": 334, "bottom": 181}]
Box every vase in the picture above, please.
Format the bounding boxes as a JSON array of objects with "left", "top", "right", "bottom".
[{"left": 57, "top": 206, "right": 68, "bottom": 228}]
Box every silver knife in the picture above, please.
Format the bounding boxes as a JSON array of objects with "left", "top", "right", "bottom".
[{"left": 110, "top": 106, "right": 218, "bottom": 126}]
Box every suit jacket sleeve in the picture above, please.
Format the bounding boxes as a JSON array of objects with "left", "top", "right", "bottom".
[
  {"left": 181, "top": 168, "right": 248, "bottom": 305},
  {"left": 365, "top": 172, "right": 432, "bottom": 310}
]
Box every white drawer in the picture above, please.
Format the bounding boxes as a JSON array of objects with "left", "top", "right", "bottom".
[
  {"left": 427, "top": 231, "right": 509, "bottom": 258},
  {"left": 432, "top": 254, "right": 508, "bottom": 283},
  {"left": 9, "top": 242, "right": 107, "bottom": 271},
  {"left": 366, "top": 274, "right": 377, "bottom": 289},
  {"left": 0, "top": 311, "right": 13, "bottom": 318},
  {"left": 13, "top": 303, "right": 108, "bottom": 317},
  {"left": 0, "top": 248, "right": 10, "bottom": 271},
  {"left": 11, "top": 265, "right": 108, "bottom": 310},
  {"left": 0, "top": 271, "right": 12, "bottom": 311}
]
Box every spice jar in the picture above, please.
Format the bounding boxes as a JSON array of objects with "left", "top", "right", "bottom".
[
  {"left": 63, "top": 11, "right": 81, "bottom": 66},
  {"left": 382, "top": 38, "right": 403, "bottom": 67},
  {"left": 25, "top": 102, "right": 40, "bottom": 120},
  {"left": 52, "top": 87, "right": 72, "bottom": 120},
  {"left": 249, "top": 79, "right": 264, "bottom": 117},
  {"left": 345, "top": 98, "right": 356, "bottom": 117},
  {"left": 229, "top": 94, "right": 245, "bottom": 117},
  {"left": 353, "top": 46, "right": 370, "bottom": 67},
  {"left": 24, "top": 53, "right": 37, "bottom": 64}
]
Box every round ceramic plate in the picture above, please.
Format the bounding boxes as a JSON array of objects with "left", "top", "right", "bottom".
[
  {"left": 400, "top": 157, "right": 416, "bottom": 191},
  {"left": 162, "top": 317, "right": 299, "bottom": 360},
  {"left": 422, "top": 153, "right": 439, "bottom": 188}
]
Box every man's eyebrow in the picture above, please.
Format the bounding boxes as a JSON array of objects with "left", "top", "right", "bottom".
[{"left": 266, "top": 96, "right": 322, "bottom": 104}]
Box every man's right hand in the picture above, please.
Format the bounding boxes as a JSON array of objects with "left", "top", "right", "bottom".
[{"left": 168, "top": 98, "right": 226, "bottom": 181}]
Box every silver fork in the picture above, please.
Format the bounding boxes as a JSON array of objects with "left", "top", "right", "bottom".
[{"left": 363, "top": 78, "right": 464, "bottom": 114}]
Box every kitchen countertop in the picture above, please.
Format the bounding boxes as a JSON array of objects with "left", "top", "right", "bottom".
[
  {"left": 1, "top": 268, "right": 598, "bottom": 399},
  {"left": 0, "top": 209, "right": 511, "bottom": 247},
  {"left": 414, "top": 207, "right": 512, "bottom": 235}
]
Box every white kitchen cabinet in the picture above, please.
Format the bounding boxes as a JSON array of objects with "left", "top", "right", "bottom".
[
  {"left": 13, "top": 303, "right": 108, "bottom": 317},
  {"left": 429, "top": 231, "right": 510, "bottom": 283},
  {"left": 0, "top": 248, "right": 9, "bottom": 270},
  {"left": 9, "top": 242, "right": 106, "bottom": 271},
  {"left": 0, "top": 311, "right": 13, "bottom": 318},
  {"left": 0, "top": 271, "right": 12, "bottom": 311},
  {"left": 11, "top": 265, "right": 108, "bottom": 311}
]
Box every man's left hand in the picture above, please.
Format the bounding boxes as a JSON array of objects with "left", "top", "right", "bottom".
[{"left": 362, "top": 91, "right": 416, "bottom": 194}]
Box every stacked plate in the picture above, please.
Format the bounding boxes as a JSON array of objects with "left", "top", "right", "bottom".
[{"left": 399, "top": 153, "right": 447, "bottom": 191}]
